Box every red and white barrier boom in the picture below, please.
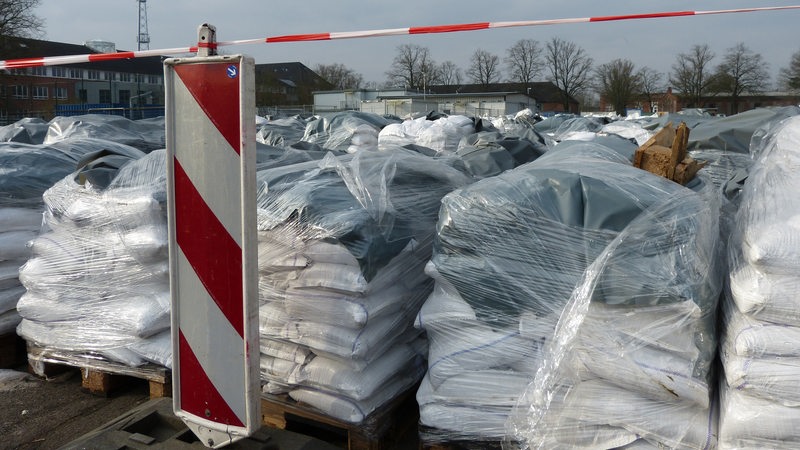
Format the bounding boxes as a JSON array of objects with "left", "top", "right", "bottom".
[{"left": 165, "top": 24, "right": 260, "bottom": 448}]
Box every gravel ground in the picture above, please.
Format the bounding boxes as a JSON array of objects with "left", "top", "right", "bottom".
[{"left": 0, "top": 365, "right": 151, "bottom": 450}]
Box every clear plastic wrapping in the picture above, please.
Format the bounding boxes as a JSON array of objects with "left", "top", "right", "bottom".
[
  {"left": 44, "top": 115, "right": 165, "bottom": 153},
  {"left": 300, "top": 112, "right": 396, "bottom": 153},
  {"left": 415, "top": 140, "right": 721, "bottom": 447},
  {"left": 720, "top": 114, "right": 800, "bottom": 448},
  {"left": 16, "top": 149, "right": 171, "bottom": 368},
  {"left": 255, "top": 148, "right": 471, "bottom": 422},
  {"left": 0, "top": 118, "right": 49, "bottom": 144}
]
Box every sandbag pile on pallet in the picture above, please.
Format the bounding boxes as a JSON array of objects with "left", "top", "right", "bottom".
[
  {"left": 0, "top": 117, "right": 130, "bottom": 335},
  {"left": 719, "top": 115, "right": 800, "bottom": 449},
  {"left": 255, "top": 148, "right": 471, "bottom": 423},
  {"left": 416, "top": 141, "right": 722, "bottom": 448},
  {"left": 16, "top": 147, "right": 171, "bottom": 369}
]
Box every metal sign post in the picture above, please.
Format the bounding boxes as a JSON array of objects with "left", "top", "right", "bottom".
[{"left": 164, "top": 24, "right": 259, "bottom": 448}]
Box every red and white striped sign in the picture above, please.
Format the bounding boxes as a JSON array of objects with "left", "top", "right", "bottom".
[
  {"left": 165, "top": 53, "right": 259, "bottom": 448},
  {"left": 1, "top": 6, "right": 798, "bottom": 70}
]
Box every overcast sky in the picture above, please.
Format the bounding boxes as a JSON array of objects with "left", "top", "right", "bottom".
[{"left": 36, "top": 1, "right": 800, "bottom": 89}]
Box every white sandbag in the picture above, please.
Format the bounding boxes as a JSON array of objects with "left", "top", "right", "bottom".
[
  {"left": 539, "top": 379, "right": 716, "bottom": 450},
  {"left": 283, "top": 283, "right": 407, "bottom": 329},
  {"left": 724, "top": 305, "right": 800, "bottom": 357},
  {"left": 729, "top": 264, "right": 800, "bottom": 325},
  {"left": 291, "top": 262, "right": 368, "bottom": 294},
  {"left": 289, "top": 369, "right": 419, "bottom": 423},
  {"left": 0, "top": 230, "right": 37, "bottom": 261},
  {"left": 304, "top": 240, "right": 359, "bottom": 266},
  {"left": 121, "top": 224, "right": 167, "bottom": 263},
  {"left": 129, "top": 330, "right": 172, "bottom": 369},
  {"left": 100, "top": 346, "right": 147, "bottom": 367},
  {"left": 419, "top": 403, "right": 515, "bottom": 441},
  {"left": 720, "top": 385, "right": 800, "bottom": 448},
  {"left": 259, "top": 338, "right": 312, "bottom": 365},
  {"left": 741, "top": 216, "right": 800, "bottom": 274},
  {"left": 723, "top": 352, "right": 800, "bottom": 406},
  {"left": 289, "top": 344, "right": 417, "bottom": 400},
  {"left": 260, "top": 354, "right": 302, "bottom": 380},
  {"left": 416, "top": 371, "right": 532, "bottom": 408},
  {"left": 425, "top": 323, "right": 540, "bottom": 389},
  {"left": 282, "top": 308, "right": 414, "bottom": 360}
]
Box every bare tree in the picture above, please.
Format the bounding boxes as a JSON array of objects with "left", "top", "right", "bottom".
[
  {"left": 637, "top": 66, "right": 664, "bottom": 111},
  {"left": 596, "top": 59, "right": 641, "bottom": 116},
  {"left": 713, "top": 43, "right": 770, "bottom": 114},
  {"left": 669, "top": 44, "right": 717, "bottom": 108},
  {"left": 438, "top": 61, "right": 463, "bottom": 86},
  {"left": 505, "top": 39, "right": 544, "bottom": 86},
  {"left": 385, "top": 44, "right": 436, "bottom": 90},
  {"left": 466, "top": 49, "right": 501, "bottom": 89},
  {"left": 314, "top": 63, "right": 364, "bottom": 90},
  {"left": 0, "top": 0, "right": 44, "bottom": 38},
  {"left": 779, "top": 49, "right": 800, "bottom": 92},
  {"left": 545, "top": 37, "right": 593, "bottom": 112}
]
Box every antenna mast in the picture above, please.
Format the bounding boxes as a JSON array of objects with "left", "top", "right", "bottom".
[{"left": 137, "top": 0, "right": 150, "bottom": 50}]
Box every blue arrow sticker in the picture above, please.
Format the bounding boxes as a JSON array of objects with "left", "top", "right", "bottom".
[{"left": 226, "top": 65, "right": 238, "bottom": 79}]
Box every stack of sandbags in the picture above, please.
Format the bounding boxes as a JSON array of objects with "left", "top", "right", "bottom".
[
  {"left": 16, "top": 149, "right": 171, "bottom": 369},
  {"left": 256, "top": 149, "right": 470, "bottom": 422},
  {"left": 416, "top": 141, "right": 722, "bottom": 448},
  {"left": 719, "top": 115, "right": 800, "bottom": 449},
  {"left": 0, "top": 141, "right": 91, "bottom": 335}
]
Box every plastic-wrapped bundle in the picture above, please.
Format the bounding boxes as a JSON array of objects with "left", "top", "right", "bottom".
[
  {"left": 719, "top": 115, "right": 800, "bottom": 449},
  {"left": 0, "top": 118, "right": 49, "bottom": 144},
  {"left": 16, "top": 149, "right": 171, "bottom": 368},
  {"left": 256, "top": 115, "right": 316, "bottom": 148},
  {"left": 551, "top": 116, "right": 608, "bottom": 142},
  {"left": 415, "top": 141, "right": 721, "bottom": 447},
  {"left": 44, "top": 115, "right": 165, "bottom": 153},
  {"left": 300, "top": 112, "right": 395, "bottom": 153},
  {"left": 378, "top": 115, "right": 476, "bottom": 153},
  {"left": 256, "top": 148, "right": 471, "bottom": 422},
  {"left": 454, "top": 131, "right": 547, "bottom": 179}
]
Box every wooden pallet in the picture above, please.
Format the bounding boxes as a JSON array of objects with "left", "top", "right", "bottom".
[
  {"left": 0, "top": 332, "right": 26, "bottom": 369},
  {"left": 26, "top": 342, "right": 171, "bottom": 399},
  {"left": 420, "top": 441, "right": 502, "bottom": 450},
  {"left": 418, "top": 426, "right": 503, "bottom": 450},
  {"left": 261, "top": 386, "right": 419, "bottom": 450}
]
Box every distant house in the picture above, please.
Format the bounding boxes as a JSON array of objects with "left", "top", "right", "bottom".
[
  {"left": 601, "top": 87, "right": 800, "bottom": 116},
  {"left": 255, "top": 62, "right": 333, "bottom": 111},
  {"left": 0, "top": 36, "right": 164, "bottom": 124},
  {"left": 428, "top": 82, "right": 581, "bottom": 115},
  {"left": 314, "top": 81, "right": 579, "bottom": 117}
]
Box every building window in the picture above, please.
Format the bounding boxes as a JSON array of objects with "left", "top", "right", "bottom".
[
  {"left": 87, "top": 70, "right": 100, "bottom": 80},
  {"left": 12, "top": 85, "right": 28, "bottom": 99},
  {"left": 147, "top": 75, "right": 160, "bottom": 84},
  {"left": 99, "top": 89, "right": 111, "bottom": 103},
  {"left": 52, "top": 67, "right": 67, "bottom": 78},
  {"left": 119, "top": 90, "right": 131, "bottom": 104},
  {"left": 119, "top": 73, "right": 131, "bottom": 82},
  {"left": 32, "top": 86, "right": 48, "bottom": 99},
  {"left": 104, "top": 72, "right": 116, "bottom": 81},
  {"left": 31, "top": 67, "right": 47, "bottom": 76},
  {"left": 55, "top": 87, "right": 68, "bottom": 100},
  {"left": 69, "top": 68, "right": 83, "bottom": 79},
  {"left": 78, "top": 89, "right": 87, "bottom": 102},
  {"left": 134, "top": 74, "right": 145, "bottom": 83}
]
